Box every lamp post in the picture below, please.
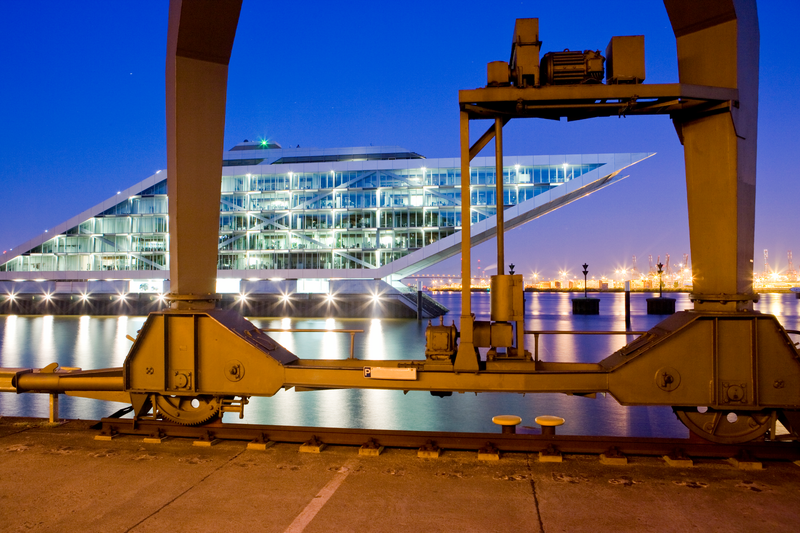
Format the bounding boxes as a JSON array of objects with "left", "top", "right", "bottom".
[
  {"left": 582, "top": 263, "right": 589, "bottom": 298},
  {"left": 572, "top": 262, "right": 598, "bottom": 315},
  {"left": 646, "top": 261, "right": 675, "bottom": 315}
]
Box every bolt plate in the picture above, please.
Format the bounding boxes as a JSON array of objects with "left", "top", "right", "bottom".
[{"left": 655, "top": 366, "right": 681, "bottom": 392}]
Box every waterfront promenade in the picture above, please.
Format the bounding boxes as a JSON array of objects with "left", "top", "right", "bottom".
[{"left": 1, "top": 418, "right": 798, "bottom": 532}]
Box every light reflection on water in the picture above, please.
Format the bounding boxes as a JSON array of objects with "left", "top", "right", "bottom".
[
  {"left": 1, "top": 292, "right": 798, "bottom": 438},
  {"left": 0, "top": 315, "right": 147, "bottom": 420}
]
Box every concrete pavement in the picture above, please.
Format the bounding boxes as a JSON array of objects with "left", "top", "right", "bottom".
[{"left": 1, "top": 419, "right": 798, "bottom": 532}]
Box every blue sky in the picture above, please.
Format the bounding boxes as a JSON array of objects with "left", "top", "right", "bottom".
[{"left": 1, "top": 1, "right": 797, "bottom": 279}]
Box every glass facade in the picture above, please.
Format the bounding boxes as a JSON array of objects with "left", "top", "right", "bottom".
[{"left": 0, "top": 144, "right": 605, "bottom": 275}]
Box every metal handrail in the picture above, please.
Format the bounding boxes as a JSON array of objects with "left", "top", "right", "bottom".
[
  {"left": 260, "top": 328, "right": 364, "bottom": 359},
  {"left": 523, "top": 330, "right": 647, "bottom": 362}
]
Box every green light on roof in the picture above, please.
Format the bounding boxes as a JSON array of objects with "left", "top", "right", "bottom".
[{"left": 260, "top": 140, "right": 268, "bottom": 146}]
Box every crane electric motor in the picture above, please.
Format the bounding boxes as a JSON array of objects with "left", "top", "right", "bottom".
[
  {"left": 540, "top": 49, "right": 605, "bottom": 85},
  {"left": 490, "top": 19, "right": 645, "bottom": 88}
]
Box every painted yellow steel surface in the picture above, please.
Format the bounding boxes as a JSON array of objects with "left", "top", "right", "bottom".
[
  {"left": 454, "top": 110, "right": 479, "bottom": 373},
  {"left": 493, "top": 415, "right": 523, "bottom": 426},
  {"left": 535, "top": 416, "right": 565, "bottom": 427},
  {"left": 490, "top": 275, "right": 523, "bottom": 322},
  {"left": 125, "top": 309, "right": 296, "bottom": 398},
  {"left": 165, "top": 0, "right": 241, "bottom": 306},
  {"left": 664, "top": 0, "right": 760, "bottom": 311}
]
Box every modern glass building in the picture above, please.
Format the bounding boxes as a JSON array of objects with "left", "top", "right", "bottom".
[{"left": 0, "top": 141, "right": 652, "bottom": 297}]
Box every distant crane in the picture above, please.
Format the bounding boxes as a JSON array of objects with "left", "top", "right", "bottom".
[
  {"left": 632, "top": 255, "right": 638, "bottom": 274},
  {"left": 683, "top": 253, "right": 690, "bottom": 285},
  {"left": 665, "top": 254, "right": 672, "bottom": 282},
  {"left": 763, "top": 249, "right": 770, "bottom": 276},
  {"left": 650, "top": 255, "right": 656, "bottom": 274},
  {"left": 789, "top": 250, "right": 796, "bottom": 281}
]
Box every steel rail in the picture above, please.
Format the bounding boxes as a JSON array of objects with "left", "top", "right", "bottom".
[
  {"left": 523, "top": 330, "right": 647, "bottom": 362},
  {"left": 260, "top": 328, "right": 364, "bottom": 359},
  {"left": 98, "top": 418, "right": 800, "bottom": 462}
]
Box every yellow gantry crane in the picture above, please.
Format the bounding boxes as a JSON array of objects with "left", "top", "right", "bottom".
[{"left": 2, "top": 0, "right": 799, "bottom": 444}]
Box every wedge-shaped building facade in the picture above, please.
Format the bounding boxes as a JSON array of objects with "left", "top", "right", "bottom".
[{"left": 0, "top": 142, "right": 652, "bottom": 295}]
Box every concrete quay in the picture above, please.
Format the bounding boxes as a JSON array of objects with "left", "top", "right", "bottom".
[
  {"left": 0, "top": 293, "right": 421, "bottom": 319},
  {"left": 1, "top": 418, "right": 799, "bottom": 533}
]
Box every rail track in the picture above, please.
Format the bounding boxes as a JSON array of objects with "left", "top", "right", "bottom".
[{"left": 94, "top": 415, "right": 800, "bottom": 463}]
